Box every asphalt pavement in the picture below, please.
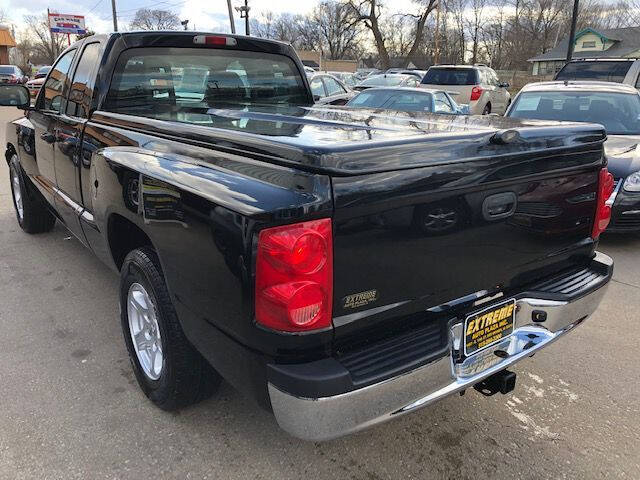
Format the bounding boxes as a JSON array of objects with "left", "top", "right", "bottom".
[{"left": 0, "top": 107, "right": 638, "bottom": 479}]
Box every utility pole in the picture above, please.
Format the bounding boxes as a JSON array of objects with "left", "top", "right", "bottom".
[
  {"left": 46, "top": 8, "right": 55, "bottom": 58},
  {"left": 434, "top": 0, "right": 441, "bottom": 65},
  {"left": 566, "top": 0, "right": 579, "bottom": 62},
  {"left": 111, "top": 0, "right": 118, "bottom": 32},
  {"left": 235, "top": 0, "right": 250, "bottom": 36},
  {"left": 227, "top": 0, "right": 236, "bottom": 34}
]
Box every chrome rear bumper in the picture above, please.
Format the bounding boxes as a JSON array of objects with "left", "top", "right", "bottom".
[{"left": 268, "top": 252, "right": 612, "bottom": 441}]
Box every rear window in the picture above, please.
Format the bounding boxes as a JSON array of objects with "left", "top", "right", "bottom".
[
  {"left": 422, "top": 68, "right": 478, "bottom": 85},
  {"left": 104, "top": 47, "right": 309, "bottom": 121},
  {"left": 554, "top": 61, "right": 632, "bottom": 83},
  {"left": 0, "top": 66, "right": 15, "bottom": 74},
  {"left": 358, "top": 75, "right": 408, "bottom": 87}
]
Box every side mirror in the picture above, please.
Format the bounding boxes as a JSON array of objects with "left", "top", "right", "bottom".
[
  {"left": 0, "top": 85, "right": 30, "bottom": 109},
  {"left": 498, "top": 82, "right": 510, "bottom": 89},
  {"left": 313, "top": 94, "right": 321, "bottom": 102}
]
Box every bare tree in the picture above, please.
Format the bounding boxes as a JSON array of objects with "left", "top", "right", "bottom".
[
  {"left": 251, "top": 12, "right": 306, "bottom": 46},
  {"left": 348, "top": 0, "right": 439, "bottom": 69},
  {"left": 466, "top": 0, "right": 487, "bottom": 63},
  {"left": 23, "top": 14, "right": 66, "bottom": 64},
  {"left": 312, "top": 1, "right": 360, "bottom": 59},
  {"left": 129, "top": 9, "right": 180, "bottom": 31}
]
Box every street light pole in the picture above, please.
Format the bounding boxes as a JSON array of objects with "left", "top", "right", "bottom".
[
  {"left": 227, "top": 0, "right": 236, "bottom": 34},
  {"left": 235, "top": 0, "right": 250, "bottom": 36},
  {"left": 566, "top": 0, "right": 579, "bottom": 62},
  {"left": 245, "top": 0, "right": 250, "bottom": 36},
  {"left": 111, "top": 0, "right": 118, "bottom": 32}
]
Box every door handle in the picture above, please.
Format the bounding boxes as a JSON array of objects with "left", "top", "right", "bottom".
[
  {"left": 40, "top": 132, "right": 56, "bottom": 144},
  {"left": 482, "top": 192, "right": 517, "bottom": 220}
]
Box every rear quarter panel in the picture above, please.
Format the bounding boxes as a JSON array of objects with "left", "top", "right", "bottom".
[{"left": 80, "top": 120, "right": 334, "bottom": 400}]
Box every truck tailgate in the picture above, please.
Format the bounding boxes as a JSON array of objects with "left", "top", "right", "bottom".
[{"left": 330, "top": 138, "right": 605, "bottom": 349}]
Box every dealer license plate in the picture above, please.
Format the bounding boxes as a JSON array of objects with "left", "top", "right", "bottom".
[{"left": 464, "top": 299, "right": 516, "bottom": 356}]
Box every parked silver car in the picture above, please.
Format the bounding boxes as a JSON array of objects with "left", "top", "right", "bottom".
[
  {"left": 346, "top": 87, "right": 469, "bottom": 115},
  {"left": 308, "top": 73, "right": 354, "bottom": 105},
  {"left": 420, "top": 65, "right": 511, "bottom": 115},
  {"left": 505, "top": 80, "right": 640, "bottom": 232},
  {"left": 353, "top": 74, "right": 421, "bottom": 91}
]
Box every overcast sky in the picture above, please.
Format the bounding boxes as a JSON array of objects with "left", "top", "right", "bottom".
[{"left": 0, "top": 0, "right": 326, "bottom": 35}]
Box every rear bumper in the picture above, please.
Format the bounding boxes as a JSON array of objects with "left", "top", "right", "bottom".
[{"left": 268, "top": 252, "right": 613, "bottom": 441}]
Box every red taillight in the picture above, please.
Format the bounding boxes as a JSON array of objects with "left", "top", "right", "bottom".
[
  {"left": 193, "top": 35, "right": 237, "bottom": 46},
  {"left": 592, "top": 167, "right": 614, "bottom": 239},
  {"left": 255, "top": 219, "right": 333, "bottom": 332},
  {"left": 470, "top": 86, "right": 482, "bottom": 101}
]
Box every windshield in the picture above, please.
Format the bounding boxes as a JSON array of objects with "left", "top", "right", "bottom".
[
  {"left": 422, "top": 68, "right": 478, "bottom": 85},
  {"left": 348, "top": 90, "right": 433, "bottom": 112},
  {"left": 358, "top": 75, "right": 407, "bottom": 87},
  {"left": 37, "top": 66, "right": 51, "bottom": 74},
  {"left": 0, "top": 66, "right": 15, "bottom": 74},
  {"left": 554, "top": 61, "right": 632, "bottom": 83},
  {"left": 104, "top": 47, "right": 310, "bottom": 122},
  {"left": 509, "top": 91, "right": 640, "bottom": 135}
]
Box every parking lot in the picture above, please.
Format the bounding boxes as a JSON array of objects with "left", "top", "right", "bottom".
[{"left": 0, "top": 105, "right": 638, "bottom": 479}]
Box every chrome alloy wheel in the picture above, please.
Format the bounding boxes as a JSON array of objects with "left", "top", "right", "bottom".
[
  {"left": 10, "top": 162, "right": 23, "bottom": 221},
  {"left": 128, "top": 283, "right": 164, "bottom": 380}
]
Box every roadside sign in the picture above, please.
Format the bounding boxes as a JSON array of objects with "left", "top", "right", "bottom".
[{"left": 48, "top": 13, "right": 87, "bottom": 35}]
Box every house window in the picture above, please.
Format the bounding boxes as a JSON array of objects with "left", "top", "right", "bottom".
[
  {"left": 582, "top": 41, "right": 596, "bottom": 49},
  {"left": 538, "top": 62, "right": 547, "bottom": 75}
]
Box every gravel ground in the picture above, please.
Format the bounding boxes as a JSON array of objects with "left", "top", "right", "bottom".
[{"left": 0, "top": 107, "right": 638, "bottom": 480}]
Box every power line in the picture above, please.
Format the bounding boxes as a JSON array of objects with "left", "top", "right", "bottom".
[
  {"left": 87, "top": 0, "right": 105, "bottom": 14},
  {"left": 101, "top": 1, "right": 187, "bottom": 22},
  {"left": 116, "top": 0, "right": 185, "bottom": 14}
]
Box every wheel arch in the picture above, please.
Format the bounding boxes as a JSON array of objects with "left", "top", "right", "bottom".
[{"left": 107, "top": 212, "right": 155, "bottom": 271}]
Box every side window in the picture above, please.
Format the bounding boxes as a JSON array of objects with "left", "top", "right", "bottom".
[
  {"left": 636, "top": 71, "right": 640, "bottom": 89},
  {"left": 310, "top": 77, "right": 325, "bottom": 98},
  {"left": 406, "top": 77, "right": 419, "bottom": 87},
  {"left": 324, "top": 77, "right": 346, "bottom": 96},
  {"left": 434, "top": 92, "right": 454, "bottom": 113},
  {"left": 480, "top": 69, "right": 489, "bottom": 85},
  {"left": 66, "top": 43, "right": 101, "bottom": 118},
  {"left": 38, "top": 49, "right": 76, "bottom": 113}
]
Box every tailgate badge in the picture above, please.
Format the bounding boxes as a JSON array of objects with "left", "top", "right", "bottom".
[{"left": 343, "top": 290, "right": 378, "bottom": 309}]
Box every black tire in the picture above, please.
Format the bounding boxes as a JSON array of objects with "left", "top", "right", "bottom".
[
  {"left": 120, "top": 247, "right": 221, "bottom": 410},
  {"left": 9, "top": 154, "right": 56, "bottom": 234},
  {"left": 482, "top": 103, "right": 491, "bottom": 115}
]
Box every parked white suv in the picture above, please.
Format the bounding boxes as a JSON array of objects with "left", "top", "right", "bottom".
[{"left": 420, "top": 65, "right": 511, "bottom": 115}]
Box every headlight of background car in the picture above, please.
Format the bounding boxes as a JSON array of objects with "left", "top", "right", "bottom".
[{"left": 623, "top": 171, "right": 640, "bottom": 192}]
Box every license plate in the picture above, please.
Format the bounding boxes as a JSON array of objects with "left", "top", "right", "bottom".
[{"left": 463, "top": 298, "right": 516, "bottom": 356}]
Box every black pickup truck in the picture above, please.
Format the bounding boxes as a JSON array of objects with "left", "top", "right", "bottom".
[{"left": 0, "top": 32, "right": 614, "bottom": 441}]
